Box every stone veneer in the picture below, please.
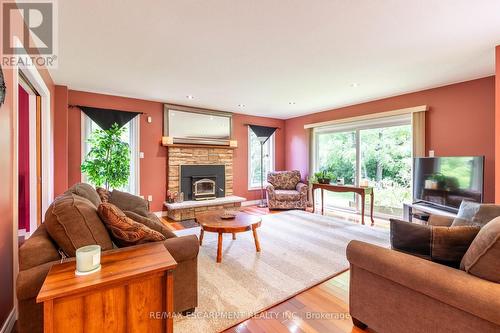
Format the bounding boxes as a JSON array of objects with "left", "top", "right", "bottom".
[{"left": 167, "top": 146, "right": 239, "bottom": 221}]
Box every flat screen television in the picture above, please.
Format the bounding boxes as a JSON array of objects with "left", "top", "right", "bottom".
[{"left": 413, "top": 156, "right": 484, "bottom": 211}]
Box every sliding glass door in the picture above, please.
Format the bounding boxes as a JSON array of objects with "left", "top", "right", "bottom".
[
  {"left": 359, "top": 125, "right": 412, "bottom": 216},
  {"left": 314, "top": 115, "right": 412, "bottom": 217},
  {"left": 316, "top": 131, "right": 357, "bottom": 210}
]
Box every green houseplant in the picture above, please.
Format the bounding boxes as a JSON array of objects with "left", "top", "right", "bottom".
[{"left": 81, "top": 123, "right": 130, "bottom": 190}]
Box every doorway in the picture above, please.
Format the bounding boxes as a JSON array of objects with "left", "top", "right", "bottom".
[{"left": 17, "top": 72, "right": 42, "bottom": 236}]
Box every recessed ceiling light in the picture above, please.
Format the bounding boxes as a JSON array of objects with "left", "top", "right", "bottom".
[
  {"left": 350, "top": 83, "right": 359, "bottom": 88},
  {"left": 186, "top": 95, "right": 194, "bottom": 99},
  {"left": 289, "top": 102, "right": 296, "bottom": 105},
  {"left": 237, "top": 104, "right": 245, "bottom": 107}
]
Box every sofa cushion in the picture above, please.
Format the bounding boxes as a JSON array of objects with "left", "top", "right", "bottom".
[
  {"left": 109, "top": 189, "right": 149, "bottom": 216},
  {"left": 124, "top": 210, "right": 176, "bottom": 239},
  {"left": 461, "top": 216, "right": 500, "bottom": 282},
  {"left": 98, "top": 202, "right": 165, "bottom": 247},
  {"left": 44, "top": 193, "right": 113, "bottom": 257},
  {"left": 66, "top": 183, "right": 101, "bottom": 208},
  {"left": 470, "top": 204, "right": 500, "bottom": 227},
  {"left": 267, "top": 170, "right": 301, "bottom": 190},
  {"left": 274, "top": 190, "right": 301, "bottom": 201},
  {"left": 390, "top": 219, "right": 480, "bottom": 267}
]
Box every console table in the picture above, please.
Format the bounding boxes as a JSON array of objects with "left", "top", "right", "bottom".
[
  {"left": 311, "top": 183, "right": 375, "bottom": 225},
  {"left": 37, "top": 243, "right": 177, "bottom": 333}
]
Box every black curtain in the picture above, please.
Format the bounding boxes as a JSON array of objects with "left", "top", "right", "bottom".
[
  {"left": 78, "top": 106, "right": 141, "bottom": 130},
  {"left": 248, "top": 125, "right": 277, "bottom": 143}
]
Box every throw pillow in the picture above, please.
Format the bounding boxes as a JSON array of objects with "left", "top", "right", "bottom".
[
  {"left": 451, "top": 200, "right": 480, "bottom": 226},
  {"left": 390, "top": 219, "right": 480, "bottom": 267},
  {"left": 460, "top": 216, "right": 500, "bottom": 283},
  {"left": 45, "top": 193, "right": 113, "bottom": 257},
  {"left": 109, "top": 189, "right": 150, "bottom": 217},
  {"left": 96, "top": 187, "right": 110, "bottom": 203},
  {"left": 98, "top": 202, "right": 165, "bottom": 247},
  {"left": 431, "top": 225, "right": 480, "bottom": 267},
  {"left": 390, "top": 219, "right": 431, "bottom": 259},
  {"left": 65, "top": 183, "right": 101, "bottom": 208},
  {"left": 124, "top": 210, "right": 176, "bottom": 239}
]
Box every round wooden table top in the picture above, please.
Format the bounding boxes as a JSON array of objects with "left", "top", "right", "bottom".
[{"left": 195, "top": 211, "right": 262, "bottom": 233}]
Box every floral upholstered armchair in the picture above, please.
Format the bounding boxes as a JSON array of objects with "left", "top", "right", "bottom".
[{"left": 266, "top": 170, "right": 308, "bottom": 210}]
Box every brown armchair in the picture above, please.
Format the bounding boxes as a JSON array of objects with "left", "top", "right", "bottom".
[{"left": 266, "top": 170, "right": 308, "bottom": 210}]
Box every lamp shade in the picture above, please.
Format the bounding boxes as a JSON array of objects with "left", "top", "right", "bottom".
[{"left": 248, "top": 125, "right": 277, "bottom": 143}]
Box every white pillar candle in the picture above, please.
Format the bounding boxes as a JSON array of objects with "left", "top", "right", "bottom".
[{"left": 75, "top": 245, "right": 101, "bottom": 275}]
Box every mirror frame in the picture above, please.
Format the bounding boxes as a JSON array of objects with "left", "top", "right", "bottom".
[{"left": 163, "top": 104, "right": 233, "bottom": 145}]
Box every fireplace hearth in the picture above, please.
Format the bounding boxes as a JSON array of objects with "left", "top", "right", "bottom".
[{"left": 180, "top": 165, "right": 225, "bottom": 201}]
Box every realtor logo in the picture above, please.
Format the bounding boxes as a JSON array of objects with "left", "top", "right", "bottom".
[{"left": 1, "top": 0, "right": 58, "bottom": 68}]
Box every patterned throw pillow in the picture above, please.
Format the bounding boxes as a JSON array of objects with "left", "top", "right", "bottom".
[
  {"left": 96, "top": 187, "right": 110, "bottom": 203},
  {"left": 97, "top": 202, "right": 165, "bottom": 247}
]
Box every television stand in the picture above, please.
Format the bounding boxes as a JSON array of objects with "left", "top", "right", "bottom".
[{"left": 403, "top": 202, "right": 457, "bottom": 223}]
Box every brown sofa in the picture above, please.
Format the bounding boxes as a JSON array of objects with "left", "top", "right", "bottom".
[
  {"left": 266, "top": 170, "right": 308, "bottom": 210},
  {"left": 16, "top": 184, "right": 199, "bottom": 333},
  {"left": 347, "top": 214, "right": 500, "bottom": 333}
]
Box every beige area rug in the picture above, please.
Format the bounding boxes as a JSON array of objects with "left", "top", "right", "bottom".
[{"left": 174, "top": 210, "right": 389, "bottom": 333}]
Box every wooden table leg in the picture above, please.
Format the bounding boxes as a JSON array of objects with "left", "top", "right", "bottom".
[
  {"left": 360, "top": 193, "right": 365, "bottom": 225},
  {"left": 321, "top": 189, "right": 324, "bottom": 215},
  {"left": 252, "top": 226, "right": 261, "bottom": 252},
  {"left": 312, "top": 187, "right": 315, "bottom": 213},
  {"left": 232, "top": 233, "right": 236, "bottom": 240},
  {"left": 199, "top": 228, "right": 204, "bottom": 245},
  {"left": 217, "top": 232, "right": 223, "bottom": 263},
  {"left": 370, "top": 191, "right": 375, "bottom": 226}
]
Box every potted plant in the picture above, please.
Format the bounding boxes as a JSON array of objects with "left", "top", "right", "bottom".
[
  {"left": 81, "top": 123, "right": 130, "bottom": 190},
  {"left": 315, "top": 170, "right": 335, "bottom": 184}
]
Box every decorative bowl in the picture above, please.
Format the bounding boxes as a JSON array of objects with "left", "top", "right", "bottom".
[{"left": 220, "top": 211, "right": 237, "bottom": 219}]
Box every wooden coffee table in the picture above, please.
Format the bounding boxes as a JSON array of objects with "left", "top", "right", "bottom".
[{"left": 196, "top": 211, "right": 262, "bottom": 263}]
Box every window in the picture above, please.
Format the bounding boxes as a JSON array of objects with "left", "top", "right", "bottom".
[
  {"left": 313, "top": 114, "right": 412, "bottom": 217},
  {"left": 248, "top": 129, "right": 275, "bottom": 189},
  {"left": 81, "top": 115, "right": 140, "bottom": 194}
]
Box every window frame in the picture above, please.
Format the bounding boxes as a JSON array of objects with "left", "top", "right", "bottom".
[
  {"left": 247, "top": 128, "right": 275, "bottom": 190},
  {"left": 80, "top": 113, "right": 140, "bottom": 195}
]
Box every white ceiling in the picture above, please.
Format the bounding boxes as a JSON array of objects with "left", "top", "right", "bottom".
[{"left": 50, "top": 0, "right": 500, "bottom": 119}]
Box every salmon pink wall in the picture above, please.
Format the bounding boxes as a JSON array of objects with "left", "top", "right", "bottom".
[
  {"left": 54, "top": 85, "right": 69, "bottom": 195},
  {"left": 495, "top": 46, "right": 500, "bottom": 203},
  {"left": 285, "top": 76, "right": 496, "bottom": 203},
  {"left": 61, "top": 89, "right": 286, "bottom": 210}
]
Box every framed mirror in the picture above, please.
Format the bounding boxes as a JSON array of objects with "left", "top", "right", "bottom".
[{"left": 163, "top": 104, "right": 232, "bottom": 145}]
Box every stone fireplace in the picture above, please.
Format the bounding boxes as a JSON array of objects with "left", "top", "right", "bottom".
[{"left": 165, "top": 146, "right": 244, "bottom": 221}]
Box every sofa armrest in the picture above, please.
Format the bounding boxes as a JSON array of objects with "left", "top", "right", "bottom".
[
  {"left": 346, "top": 240, "right": 500, "bottom": 326},
  {"left": 428, "top": 214, "right": 455, "bottom": 226},
  {"left": 17, "top": 260, "right": 62, "bottom": 301},
  {"left": 163, "top": 235, "right": 199, "bottom": 263},
  {"left": 266, "top": 184, "right": 275, "bottom": 198},
  {"left": 296, "top": 182, "right": 308, "bottom": 197}
]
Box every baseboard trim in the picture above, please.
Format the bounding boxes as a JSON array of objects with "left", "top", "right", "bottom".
[
  {"left": 0, "top": 308, "right": 16, "bottom": 333},
  {"left": 241, "top": 199, "right": 261, "bottom": 207}
]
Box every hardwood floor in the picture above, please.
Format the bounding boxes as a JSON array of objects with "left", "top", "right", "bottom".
[{"left": 161, "top": 205, "right": 386, "bottom": 333}]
